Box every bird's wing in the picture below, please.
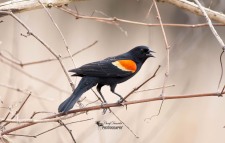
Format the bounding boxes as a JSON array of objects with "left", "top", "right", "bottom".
[{"left": 69, "top": 57, "right": 137, "bottom": 78}]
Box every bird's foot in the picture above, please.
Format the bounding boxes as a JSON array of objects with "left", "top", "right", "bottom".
[
  {"left": 117, "top": 98, "right": 128, "bottom": 110},
  {"left": 118, "top": 96, "right": 128, "bottom": 104},
  {"left": 101, "top": 102, "right": 108, "bottom": 115},
  {"left": 117, "top": 99, "right": 124, "bottom": 105},
  {"left": 217, "top": 92, "right": 223, "bottom": 97}
]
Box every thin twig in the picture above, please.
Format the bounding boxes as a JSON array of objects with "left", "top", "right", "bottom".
[
  {"left": 30, "top": 111, "right": 56, "bottom": 119},
  {"left": 135, "top": 84, "right": 175, "bottom": 93},
  {"left": 0, "top": 112, "right": 10, "bottom": 124},
  {"left": 36, "top": 118, "right": 92, "bottom": 137},
  {"left": 39, "top": 0, "right": 76, "bottom": 68},
  {"left": 193, "top": 0, "right": 225, "bottom": 91},
  {"left": 0, "top": 49, "right": 22, "bottom": 66},
  {"left": 6, "top": 118, "right": 93, "bottom": 138},
  {"left": 0, "top": 83, "right": 29, "bottom": 95},
  {"left": 58, "top": 120, "right": 76, "bottom": 143},
  {"left": 111, "top": 111, "right": 139, "bottom": 138},
  {"left": 193, "top": 0, "right": 225, "bottom": 48},
  {"left": 0, "top": 59, "right": 70, "bottom": 94},
  {"left": 151, "top": 0, "right": 170, "bottom": 119},
  {"left": 2, "top": 40, "right": 97, "bottom": 67},
  {"left": 0, "top": 114, "right": 77, "bottom": 124},
  {"left": 122, "top": 65, "right": 161, "bottom": 101},
  {"left": 218, "top": 50, "right": 224, "bottom": 91},
  {"left": 3, "top": 92, "right": 32, "bottom": 127},
  {"left": 90, "top": 89, "right": 138, "bottom": 138}
]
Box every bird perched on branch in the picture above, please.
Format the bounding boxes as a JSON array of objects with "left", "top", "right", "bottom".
[{"left": 58, "top": 46, "right": 155, "bottom": 113}]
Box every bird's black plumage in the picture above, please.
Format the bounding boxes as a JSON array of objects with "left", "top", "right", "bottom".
[{"left": 58, "top": 46, "right": 155, "bottom": 113}]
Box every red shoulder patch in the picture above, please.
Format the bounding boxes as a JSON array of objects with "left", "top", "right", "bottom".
[{"left": 112, "top": 60, "right": 137, "bottom": 73}]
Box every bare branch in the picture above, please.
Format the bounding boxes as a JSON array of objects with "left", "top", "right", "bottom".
[
  {"left": 58, "top": 120, "right": 76, "bottom": 143},
  {"left": 0, "top": 11, "right": 75, "bottom": 90},
  {"left": 0, "top": 113, "right": 76, "bottom": 124},
  {"left": 39, "top": 0, "right": 76, "bottom": 68},
  {"left": 3, "top": 92, "right": 32, "bottom": 127},
  {"left": 6, "top": 118, "right": 93, "bottom": 138},
  {"left": 0, "top": 59, "right": 70, "bottom": 94},
  {"left": 158, "top": 0, "right": 225, "bottom": 24},
  {"left": 2, "top": 91, "right": 223, "bottom": 135},
  {"left": 0, "top": 83, "right": 29, "bottom": 95},
  {"left": 122, "top": 65, "right": 161, "bottom": 101},
  {"left": 58, "top": 6, "right": 225, "bottom": 28},
  {"left": 0, "top": 0, "right": 84, "bottom": 17},
  {"left": 193, "top": 0, "right": 225, "bottom": 92},
  {"left": 135, "top": 84, "right": 175, "bottom": 93},
  {"left": 21, "top": 40, "right": 98, "bottom": 66},
  {"left": 193, "top": 0, "right": 225, "bottom": 49}
]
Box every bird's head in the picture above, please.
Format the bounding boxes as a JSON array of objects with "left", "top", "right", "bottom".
[{"left": 129, "top": 46, "right": 155, "bottom": 63}]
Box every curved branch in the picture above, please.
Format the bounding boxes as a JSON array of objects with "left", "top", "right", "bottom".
[{"left": 158, "top": 0, "right": 225, "bottom": 24}]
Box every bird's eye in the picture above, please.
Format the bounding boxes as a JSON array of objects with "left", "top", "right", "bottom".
[
  {"left": 141, "top": 49, "right": 145, "bottom": 53},
  {"left": 141, "top": 49, "right": 148, "bottom": 53}
]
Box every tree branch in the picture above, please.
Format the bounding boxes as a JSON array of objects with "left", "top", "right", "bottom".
[
  {"left": 158, "top": 0, "right": 225, "bottom": 24},
  {"left": 0, "top": 0, "right": 84, "bottom": 17},
  {"left": 1, "top": 91, "right": 223, "bottom": 135}
]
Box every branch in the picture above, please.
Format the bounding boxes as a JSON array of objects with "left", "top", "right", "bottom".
[
  {"left": 1, "top": 91, "right": 223, "bottom": 135},
  {"left": 158, "top": 0, "right": 225, "bottom": 24},
  {"left": 0, "top": 0, "right": 84, "bottom": 17},
  {"left": 0, "top": 59, "right": 70, "bottom": 94},
  {"left": 193, "top": 0, "right": 225, "bottom": 49},
  {"left": 59, "top": 6, "right": 225, "bottom": 28},
  {"left": 0, "top": 10, "right": 75, "bottom": 90},
  {"left": 122, "top": 65, "right": 160, "bottom": 101},
  {"left": 193, "top": 0, "right": 225, "bottom": 91},
  {"left": 3, "top": 92, "right": 32, "bottom": 127},
  {"left": 6, "top": 118, "right": 93, "bottom": 138},
  {"left": 0, "top": 113, "right": 76, "bottom": 123}
]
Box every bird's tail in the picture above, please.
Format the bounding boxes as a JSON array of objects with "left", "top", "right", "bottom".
[{"left": 58, "top": 77, "right": 98, "bottom": 113}]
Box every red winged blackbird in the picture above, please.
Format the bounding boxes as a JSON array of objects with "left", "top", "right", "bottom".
[{"left": 58, "top": 46, "right": 155, "bottom": 112}]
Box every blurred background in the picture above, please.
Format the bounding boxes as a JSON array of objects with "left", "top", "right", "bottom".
[{"left": 0, "top": 0, "right": 225, "bottom": 142}]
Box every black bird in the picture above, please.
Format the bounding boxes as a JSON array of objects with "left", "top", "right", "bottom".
[{"left": 58, "top": 46, "right": 155, "bottom": 113}]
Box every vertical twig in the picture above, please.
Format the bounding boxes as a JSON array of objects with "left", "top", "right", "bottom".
[
  {"left": 193, "top": 0, "right": 225, "bottom": 91},
  {"left": 38, "top": 0, "right": 77, "bottom": 87},
  {"left": 145, "top": 1, "right": 154, "bottom": 19},
  {"left": 149, "top": 0, "right": 170, "bottom": 119},
  {"left": 38, "top": 0, "right": 76, "bottom": 66}
]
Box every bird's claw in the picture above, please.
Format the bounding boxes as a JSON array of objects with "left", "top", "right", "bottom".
[
  {"left": 117, "top": 98, "right": 128, "bottom": 110},
  {"left": 101, "top": 102, "right": 108, "bottom": 115},
  {"left": 101, "top": 102, "right": 106, "bottom": 107},
  {"left": 117, "top": 99, "right": 124, "bottom": 105}
]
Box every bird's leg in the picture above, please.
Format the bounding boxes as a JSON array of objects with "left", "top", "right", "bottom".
[
  {"left": 110, "top": 84, "right": 125, "bottom": 103},
  {"left": 97, "top": 84, "right": 107, "bottom": 103},
  {"left": 97, "top": 84, "right": 108, "bottom": 114}
]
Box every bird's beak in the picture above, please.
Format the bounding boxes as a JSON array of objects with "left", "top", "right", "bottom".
[{"left": 146, "top": 50, "right": 155, "bottom": 58}]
